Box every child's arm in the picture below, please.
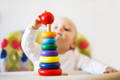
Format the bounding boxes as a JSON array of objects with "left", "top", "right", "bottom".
[
  {"left": 22, "top": 19, "right": 41, "bottom": 63},
  {"left": 77, "top": 54, "right": 118, "bottom": 74}
]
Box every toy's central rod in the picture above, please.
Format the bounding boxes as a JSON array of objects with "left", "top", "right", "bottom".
[{"left": 47, "top": 24, "right": 51, "bottom": 32}]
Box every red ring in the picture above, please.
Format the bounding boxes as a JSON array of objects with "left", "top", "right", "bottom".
[{"left": 38, "top": 68, "right": 62, "bottom": 76}]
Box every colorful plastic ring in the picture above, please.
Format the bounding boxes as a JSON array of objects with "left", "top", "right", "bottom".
[
  {"left": 38, "top": 68, "right": 62, "bottom": 76},
  {"left": 39, "top": 56, "right": 59, "bottom": 63},
  {"left": 40, "top": 50, "right": 58, "bottom": 56},
  {"left": 39, "top": 62, "right": 60, "bottom": 69},
  {"left": 41, "top": 32, "right": 56, "bottom": 38},
  {"left": 42, "top": 38, "right": 56, "bottom": 44},
  {"left": 41, "top": 44, "right": 57, "bottom": 50}
]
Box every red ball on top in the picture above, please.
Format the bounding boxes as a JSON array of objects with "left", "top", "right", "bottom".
[{"left": 39, "top": 11, "right": 54, "bottom": 25}]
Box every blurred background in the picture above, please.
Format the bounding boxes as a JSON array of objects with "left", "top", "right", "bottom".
[{"left": 0, "top": 0, "right": 120, "bottom": 72}]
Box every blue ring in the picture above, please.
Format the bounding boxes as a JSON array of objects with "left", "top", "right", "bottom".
[
  {"left": 40, "top": 62, "right": 60, "bottom": 69},
  {"left": 42, "top": 38, "right": 56, "bottom": 44}
]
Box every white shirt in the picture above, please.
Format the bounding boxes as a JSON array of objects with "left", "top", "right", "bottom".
[{"left": 21, "top": 27, "right": 108, "bottom": 74}]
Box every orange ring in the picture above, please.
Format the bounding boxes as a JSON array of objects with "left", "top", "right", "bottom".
[{"left": 41, "top": 32, "right": 56, "bottom": 38}]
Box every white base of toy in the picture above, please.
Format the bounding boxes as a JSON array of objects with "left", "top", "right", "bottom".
[{"left": 0, "top": 71, "right": 120, "bottom": 80}]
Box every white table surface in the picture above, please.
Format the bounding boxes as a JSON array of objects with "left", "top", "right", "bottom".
[{"left": 0, "top": 71, "right": 120, "bottom": 80}]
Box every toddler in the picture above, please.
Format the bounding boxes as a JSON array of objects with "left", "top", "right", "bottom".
[{"left": 22, "top": 17, "right": 118, "bottom": 74}]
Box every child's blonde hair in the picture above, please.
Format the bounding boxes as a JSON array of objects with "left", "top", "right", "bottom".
[{"left": 55, "top": 17, "right": 78, "bottom": 41}]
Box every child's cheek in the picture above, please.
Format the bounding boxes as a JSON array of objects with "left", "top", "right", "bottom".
[{"left": 65, "top": 34, "right": 72, "bottom": 41}]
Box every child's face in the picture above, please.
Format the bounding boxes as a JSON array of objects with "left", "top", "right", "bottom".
[{"left": 52, "top": 18, "right": 76, "bottom": 54}]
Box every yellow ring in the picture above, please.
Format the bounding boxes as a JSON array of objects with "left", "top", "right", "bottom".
[
  {"left": 39, "top": 56, "right": 59, "bottom": 63},
  {"left": 41, "top": 32, "right": 56, "bottom": 38}
]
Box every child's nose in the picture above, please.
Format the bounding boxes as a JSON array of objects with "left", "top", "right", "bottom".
[{"left": 57, "top": 25, "right": 64, "bottom": 32}]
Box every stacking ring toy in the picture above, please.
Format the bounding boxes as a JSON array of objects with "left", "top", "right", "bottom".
[
  {"left": 41, "top": 44, "right": 57, "bottom": 50},
  {"left": 38, "top": 68, "right": 62, "bottom": 76},
  {"left": 41, "top": 32, "right": 56, "bottom": 38},
  {"left": 42, "top": 38, "right": 56, "bottom": 44},
  {"left": 40, "top": 63, "right": 60, "bottom": 69},
  {"left": 39, "top": 56, "right": 59, "bottom": 63},
  {"left": 38, "top": 11, "right": 62, "bottom": 76},
  {"left": 40, "top": 50, "right": 58, "bottom": 56}
]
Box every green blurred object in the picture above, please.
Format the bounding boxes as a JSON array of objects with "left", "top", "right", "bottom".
[
  {"left": 76, "top": 34, "right": 91, "bottom": 57},
  {"left": 0, "top": 30, "right": 34, "bottom": 72}
]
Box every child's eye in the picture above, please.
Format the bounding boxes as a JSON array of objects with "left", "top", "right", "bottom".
[
  {"left": 63, "top": 25, "right": 70, "bottom": 31},
  {"left": 64, "top": 28, "right": 70, "bottom": 31}
]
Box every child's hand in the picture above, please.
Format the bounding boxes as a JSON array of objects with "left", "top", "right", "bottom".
[
  {"left": 104, "top": 67, "right": 118, "bottom": 73},
  {"left": 32, "top": 19, "right": 42, "bottom": 30}
]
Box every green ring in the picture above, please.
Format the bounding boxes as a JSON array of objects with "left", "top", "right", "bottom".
[{"left": 41, "top": 44, "right": 57, "bottom": 50}]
